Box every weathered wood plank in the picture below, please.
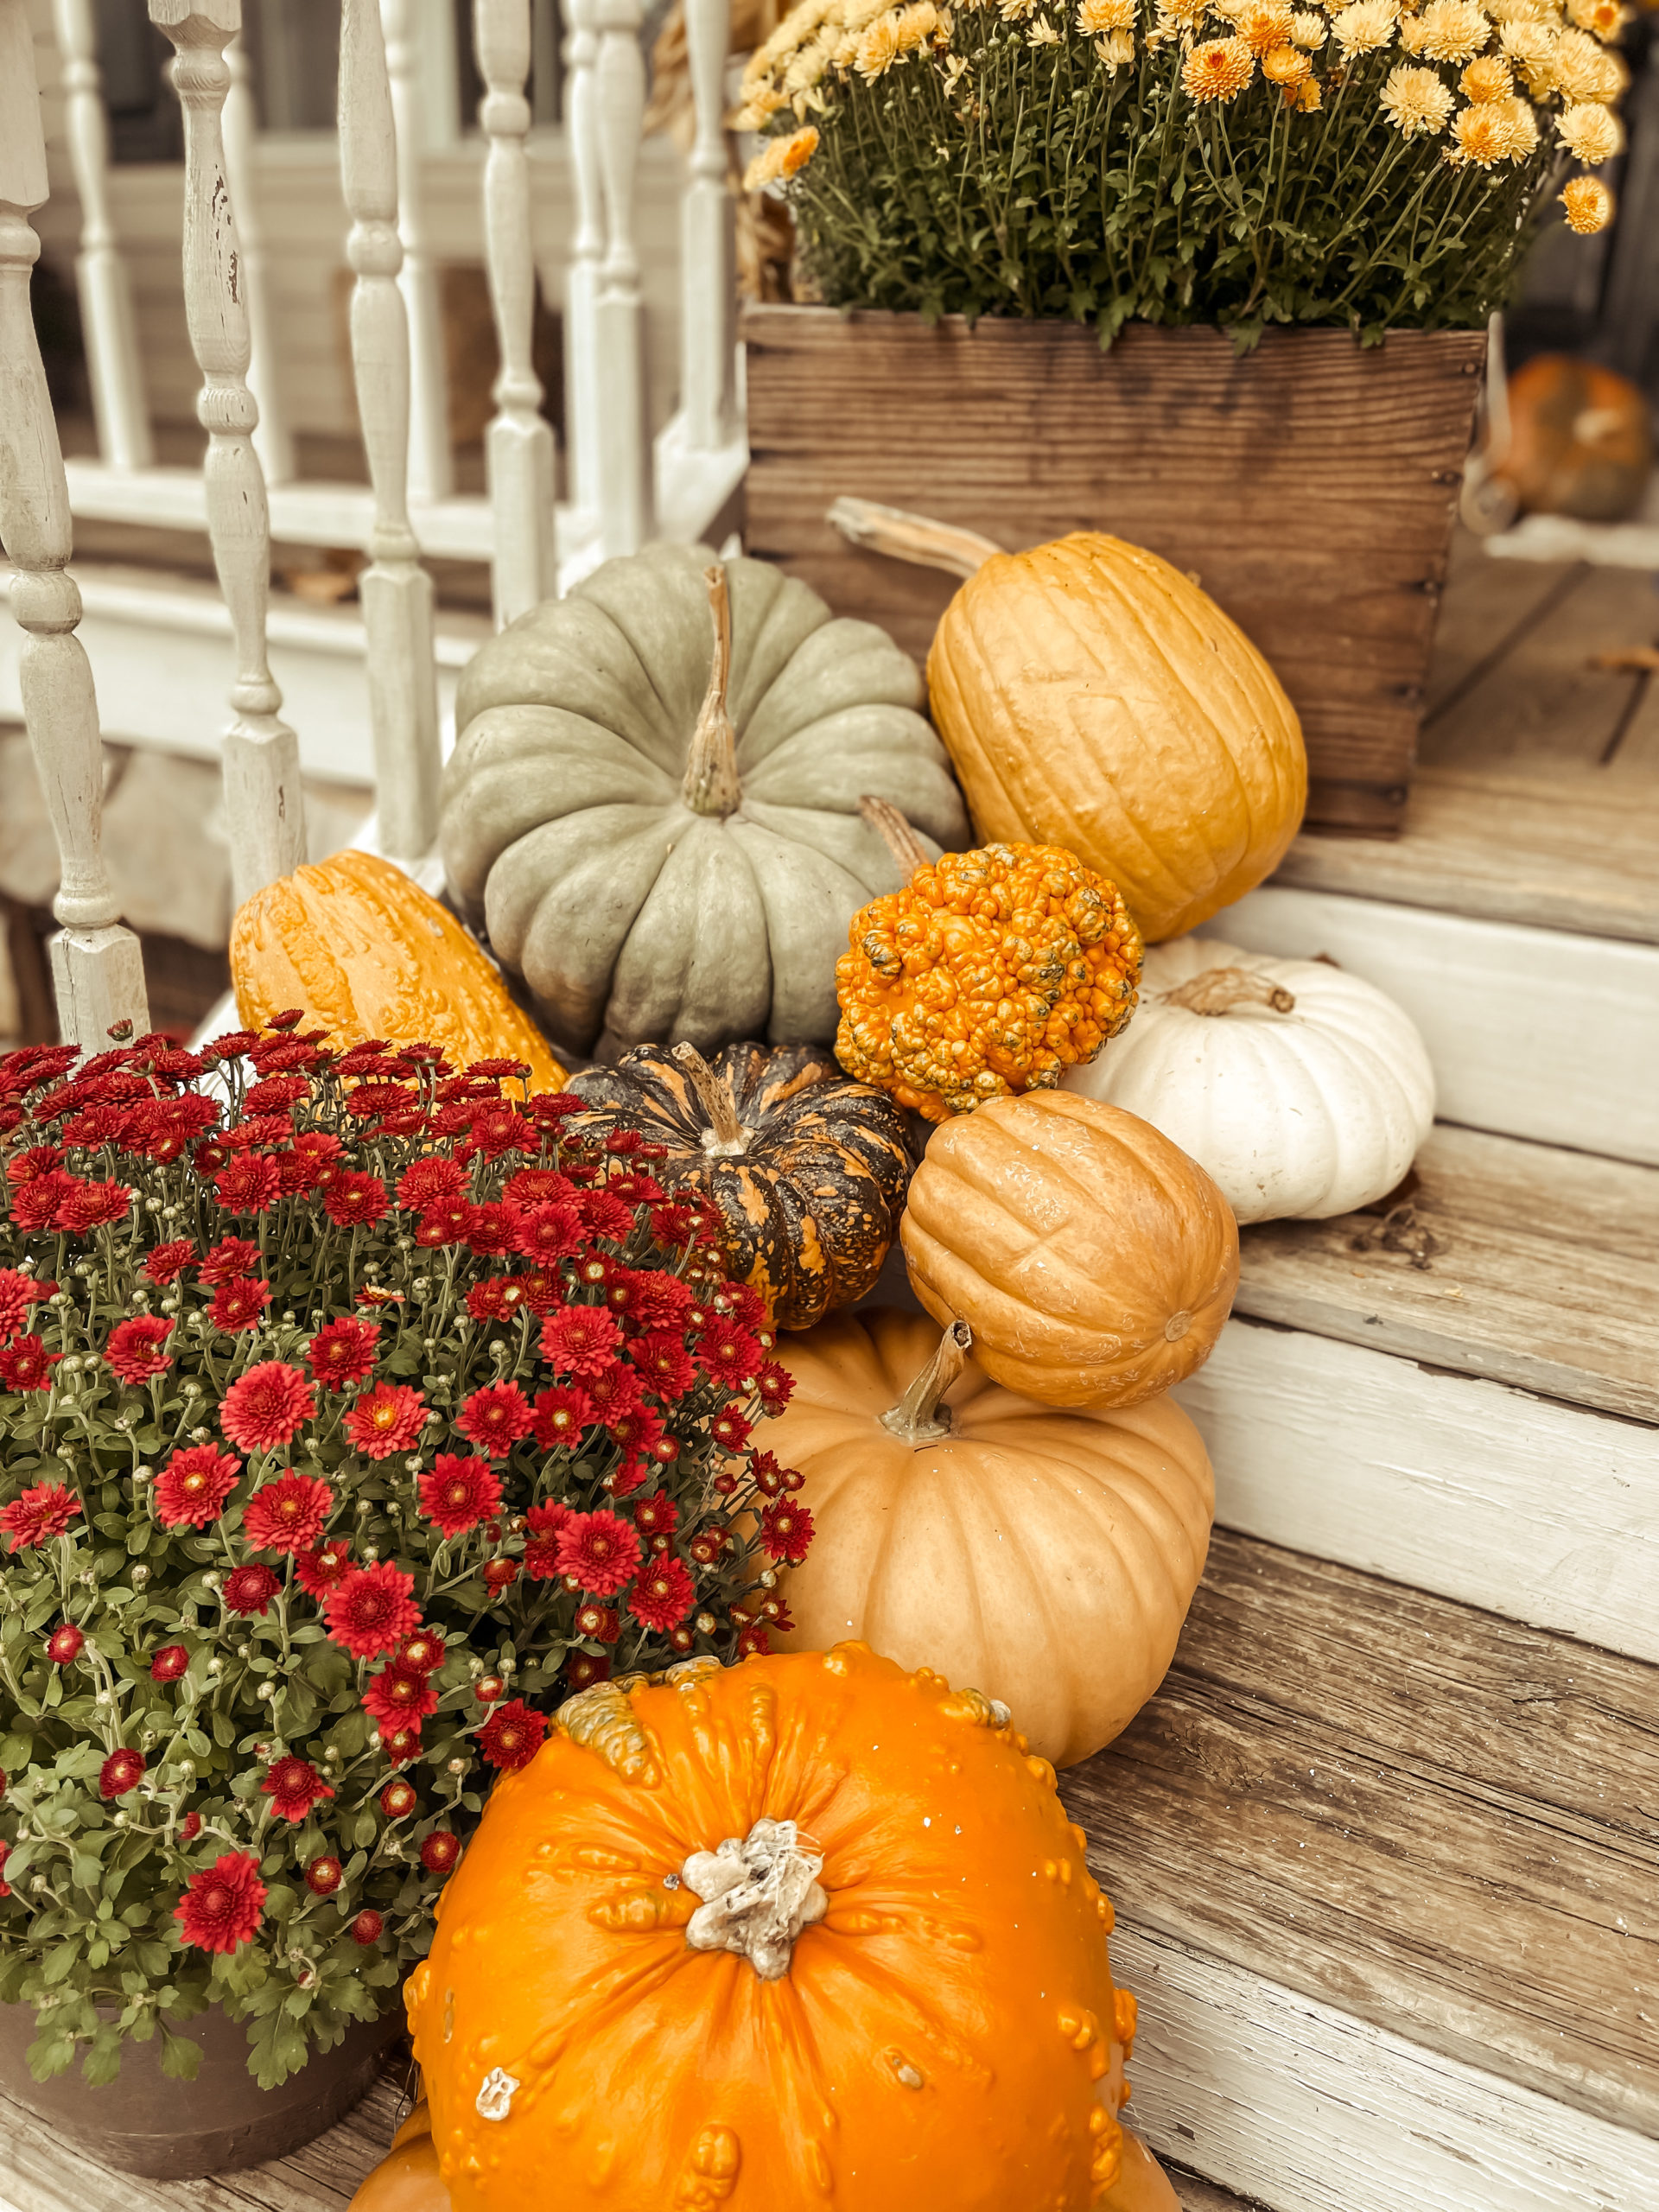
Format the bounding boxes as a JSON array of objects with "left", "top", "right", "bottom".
[{"left": 1063, "top": 1531, "right": 1659, "bottom": 2142}]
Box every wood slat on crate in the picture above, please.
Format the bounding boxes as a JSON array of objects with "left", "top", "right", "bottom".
[
  {"left": 1062, "top": 1530, "right": 1659, "bottom": 2144},
  {"left": 741, "top": 305, "right": 1487, "bottom": 835}
]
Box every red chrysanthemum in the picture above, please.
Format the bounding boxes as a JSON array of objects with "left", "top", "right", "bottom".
[
  {"left": 466, "top": 1277, "right": 529, "bottom": 1324},
  {"left": 0, "top": 1334, "right": 60, "bottom": 1393},
  {"left": 307, "top": 1315, "right": 380, "bottom": 1389},
  {"left": 574, "top": 1602, "right": 620, "bottom": 1643},
  {"left": 379, "top": 1776, "right": 417, "bottom": 1817},
  {"left": 243, "top": 1073, "right": 309, "bottom": 1116},
  {"left": 565, "top": 1651, "right": 611, "bottom": 1691},
  {"left": 463, "top": 1201, "right": 521, "bottom": 1259},
  {"left": 755, "top": 1359, "right": 795, "bottom": 1418},
  {"left": 417, "top": 1454, "right": 501, "bottom": 1538},
  {"left": 502, "top": 1167, "right": 572, "bottom": 1208},
  {"left": 142, "top": 1239, "right": 196, "bottom": 1287},
  {"left": 420, "top": 1830, "right": 461, "bottom": 1873},
  {"left": 174, "top": 1852, "right": 266, "bottom": 1955},
  {"left": 514, "top": 1200, "right": 582, "bottom": 1262},
  {"left": 632, "top": 1494, "right": 679, "bottom": 1537},
  {"left": 220, "top": 1360, "right": 317, "bottom": 1455},
  {"left": 397, "top": 1158, "right": 467, "bottom": 1211},
  {"left": 154, "top": 1445, "right": 241, "bottom": 1529},
  {"left": 627, "top": 1558, "right": 696, "bottom": 1632},
  {"left": 0, "top": 1838, "right": 10, "bottom": 1897},
  {"left": 553, "top": 1510, "right": 641, "bottom": 1597},
  {"left": 213, "top": 1154, "right": 282, "bottom": 1214},
  {"left": 454, "top": 1381, "right": 535, "bottom": 1458},
  {"left": 105, "top": 1314, "right": 175, "bottom": 1385},
  {"left": 711, "top": 1408, "right": 753, "bottom": 1451},
  {"left": 0, "top": 1268, "right": 47, "bottom": 1344},
  {"left": 364, "top": 1663, "right": 440, "bottom": 1741},
  {"left": 759, "top": 1498, "right": 815, "bottom": 1565},
  {"left": 1, "top": 1481, "right": 81, "bottom": 1550},
  {"left": 415, "top": 1199, "right": 472, "bottom": 1249},
  {"left": 260, "top": 1755, "right": 334, "bottom": 1823},
  {"left": 305, "top": 1855, "right": 343, "bottom": 1896},
  {"left": 586, "top": 1363, "right": 646, "bottom": 1427},
  {"left": 99, "top": 1748, "right": 146, "bottom": 1800},
  {"left": 54, "top": 1177, "right": 135, "bottom": 1234},
  {"left": 321, "top": 1170, "right": 390, "bottom": 1229},
  {"left": 242, "top": 1471, "right": 332, "bottom": 1554},
  {"left": 628, "top": 1274, "right": 696, "bottom": 1332},
  {"left": 277, "top": 1129, "right": 344, "bottom": 1195},
  {"left": 342, "top": 1382, "right": 425, "bottom": 1460},
  {"left": 46, "top": 1623, "right": 84, "bottom": 1664},
  {"left": 539, "top": 1305, "right": 622, "bottom": 1378},
  {"left": 5, "top": 1143, "right": 64, "bottom": 1187},
  {"left": 523, "top": 1499, "right": 572, "bottom": 1579},
  {"left": 150, "top": 1643, "right": 190, "bottom": 1681},
  {"left": 323, "top": 1562, "right": 421, "bottom": 1659},
  {"left": 199, "top": 1235, "right": 262, "bottom": 1286},
  {"left": 696, "top": 1316, "right": 763, "bottom": 1382},
  {"left": 531, "top": 1384, "right": 592, "bottom": 1452},
  {"left": 208, "top": 1276, "right": 270, "bottom": 1334},
  {"left": 352, "top": 1910, "right": 385, "bottom": 1946},
  {"left": 223, "top": 1562, "right": 281, "bottom": 1615},
  {"left": 478, "top": 1698, "right": 546, "bottom": 1773},
  {"left": 631, "top": 1331, "right": 695, "bottom": 1398},
  {"left": 295, "top": 1539, "right": 353, "bottom": 1598},
  {"left": 397, "top": 1629, "right": 447, "bottom": 1673}
]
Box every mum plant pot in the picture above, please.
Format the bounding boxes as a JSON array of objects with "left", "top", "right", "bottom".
[
  {"left": 0, "top": 1999, "right": 403, "bottom": 2180},
  {"left": 740, "top": 304, "right": 1488, "bottom": 836}
]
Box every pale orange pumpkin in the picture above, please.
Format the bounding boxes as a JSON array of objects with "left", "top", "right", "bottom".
[
  {"left": 900, "top": 1090, "right": 1239, "bottom": 1408},
  {"left": 769, "top": 1309, "right": 1214, "bottom": 1767},
  {"left": 390, "top": 1646, "right": 1179, "bottom": 2212}
]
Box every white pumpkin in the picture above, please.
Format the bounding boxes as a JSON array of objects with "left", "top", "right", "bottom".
[{"left": 1064, "top": 935, "right": 1435, "bottom": 1224}]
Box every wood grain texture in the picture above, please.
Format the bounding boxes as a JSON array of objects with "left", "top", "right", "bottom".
[
  {"left": 741, "top": 305, "right": 1488, "bottom": 833},
  {"left": 1062, "top": 1530, "right": 1659, "bottom": 2139}
]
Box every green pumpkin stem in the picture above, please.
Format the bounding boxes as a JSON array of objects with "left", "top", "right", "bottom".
[
  {"left": 671, "top": 1042, "right": 749, "bottom": 1154},
  {"left": 1162, "top": 966, "right": 1296, "bottom": 1017},
  {"left": 681, "top": 563, "right": 743, "bottom": 820},
  {"left": 858, "top": 794, "right": 930, "bottom": 880},
  {"left": 880, "top": 1320, "right": 972, "bottom": 1444}
]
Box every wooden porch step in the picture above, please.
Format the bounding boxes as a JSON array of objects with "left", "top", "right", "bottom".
[{"left": 1061, "top": 1529, "right": 1659, "bottom": 2212}]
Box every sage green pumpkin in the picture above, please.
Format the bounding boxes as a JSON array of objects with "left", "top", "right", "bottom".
[{"left": 441, "top": 543, "right": 969, "bottom": 1060}]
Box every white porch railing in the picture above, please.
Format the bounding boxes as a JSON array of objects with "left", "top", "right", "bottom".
[{"left": 1, "top": 0, "right": 747, "bottom": 1050}]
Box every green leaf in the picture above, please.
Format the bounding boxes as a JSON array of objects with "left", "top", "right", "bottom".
[{"left": 159, "top": 2026, "right": 204, "bottom": 2081}]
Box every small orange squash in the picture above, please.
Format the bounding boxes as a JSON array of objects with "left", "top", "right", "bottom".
[
  {"left": 231, "top": 849, "right": 565, "bottom": 1089},
  {"left": 1492, "top": 354, "right": 1653, "bottom": 523},
  {"left": 391, "top": 1646, "right": 1179, "bottom": 2212},
  {"left": 901, "top": 1091, "right": 1239, "bottom": 1408}
]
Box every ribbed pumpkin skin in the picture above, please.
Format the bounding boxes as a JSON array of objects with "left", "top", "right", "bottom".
[
  {"left": 925, "top": 534, "right": 1306, "bottom": 944},
  {"left": 404, "top": 1645, "right": 1149, "bottom": 2212},
  {"left": 570, "top": 1042, "right": 912, "bottom": 1328},
  {"left": 900, "top": 1093, "right": 1239, "bottom": 1408},
  {"left": 771, "top": 1312, "right": 1214, "bottom": 1767},
  {"left": 231, "top": 849, "right": 566, "bottom": 1090}
]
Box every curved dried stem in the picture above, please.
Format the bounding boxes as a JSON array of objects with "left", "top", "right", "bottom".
[
  {"left": 672, "top": 1041, "right": 748, "bottom": 1153},
  {"left": 881, "top": 1319, "right": 973, "bottom": 1443},
  {"left": 827, "top": 497, "right": 1004, "bottom": 580},
  {"left": 680, "top": 563, "right": 742, "bottom": 818},
  {"left": 859, "top": 794, "right": 931, "bottom": 879},
  {"left": 1162, "top": 966, "right": 1296, "bottom": 1017}
]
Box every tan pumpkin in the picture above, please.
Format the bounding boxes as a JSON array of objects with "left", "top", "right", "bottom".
[
  {"left": 770, "top": 1309, "right": 1214, "bottom": 1767},
  {"left": 1492, "top": 354, "right": 1653, "bottom": 523},
  {"left": 900, "top": 1090, "right": 1239, "bottom": 1408},
  {"left": 231, "top": 849, "right": 565, "bottom": 1090}
]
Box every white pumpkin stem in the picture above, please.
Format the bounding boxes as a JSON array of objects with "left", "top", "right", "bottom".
[
  {"left": 1162, "top": 967, "right": 1296, "bottom": 1017},
  {"left": 859, "top": 794, "right": 931, "bottom": 880},
  {"left": 827, "top": 496, "right": 1004, "bottom": 579},
  {"left": 882, "top": 1320, "right": 973, "bottom": 1444},
  {"left": 681, "top": 563, "right": 742, "bottom": 819},
  {"left": 682, "top": 1818, "right": 828, "bottom": 1980},
  {"left": 671, "top": 1042, "right": 748, "bottom": 1154}
]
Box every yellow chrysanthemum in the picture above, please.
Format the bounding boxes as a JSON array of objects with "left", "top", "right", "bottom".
[
  {"left": 1291, "top": 9, "right": 1329, "bottom": 41},
  {"left": 1332, "top": 0, "right": 1399, "bottom": 54},
  {"left": 1560, "top": 174, "right": 1614, "bottom": 233},
  {"left": 783, "top": 41, "right": 831, "bottom": 88},
  {"left": 1160, "top": 0, "right": 1211, "bottom": 26},
  {"left": 1566, "top": 0, "right": 1625, "bottom": 35},
  {"left": 1450, "top": 99, "right": 1516, "bottom": 160},
  {"left": 1460, "top": 54, "right": 1511, "bottom": 96},
  {"left": 894, "top": 0, "right": 941, "bottom": 46},
  {"left": 1028, "top": 13, "right": 1063, "bottom": 35},
  {"left": 1557, "top": 99, "right": 1623, "bottom": 160},
  {"left": 1294, "top": 70, "right": 1324, "bottom": 104},
  {"left": 1231, "top": 0, "right": 1296, "bottom": 48},
  {"left": 1380, "top": 60, "right": 1454, "bottom": 127},
  {"left": 999, "top": 0, "right": 1039, "bottom": 16},
  {"left": 855, "top": 15, "right": 904, "bottom": 73},
  {"left": 732, "top": 85, "right": 791, "bottom": 127},
  {"left": 1503, "top": 93, "right": 1540, "bottom": 150},
  {"left": 1498, "top": 19, "right": 1556, "bottom": 81},
  {"left": 742, "top": 124, "right": 821, "bottom": 191},
  {"left": 1077, "top": 0, "right": 1135, "bottom": 28},
  {"left": 1414, "top": 0, "right": 1489, "bottom": 60},
  {"left": 1096, "top": 24, "right": 1137, "bottom": 61},
  {"left": 1550, "top": 25, "right": 1624, "bottom": 97},
  {"left": 1262, "top": 36, "right": 1313, "bottom": 77},
  {"left": 1182, "top": 34, "right": 1257, "bottom": 95}
]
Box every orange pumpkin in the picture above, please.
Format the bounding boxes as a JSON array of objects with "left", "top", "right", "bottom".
[
  {"left": 1492, "top": 354, "right": 1653, "bottom": 523},
  {"left": 769, "top": 1310, "right": 1214, "bottom": 1766},
  {"left": 901, "top": 1091, "right": 1239, "bottom": 1408},
  {"left": 393, "top": 1646, "right": 1179, "bottom": 2212}
]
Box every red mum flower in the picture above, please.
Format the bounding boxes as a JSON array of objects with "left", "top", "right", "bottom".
[
  {"left": 755, "top": 1360, "right": 796, "bottom": 1418},
  {"left": 99, "top": 1748, "right": 146, "bottom": 1800},
  {"left": 154, "top": 1445, "right": 241, "bottom": 1529},
  {"left": 481, "top": 1555, "right": 519, "bottom": 1594},
  {"left": 352, "top": 1910, "right": 385, "bottom": 1946},
  {"left": 759, "top": 1498, "right": 815, "bottom": 1565},
  {"left": 105, "top": 1315, "right": 175, "bottom": 1385},
  {"left": 553, "top": 1510, "right": 641, "bottom": 1597},
  {"left": 199, "top": 1236, "right": 261, "bottom": 1286},
  {"left": 54, "top": 1177, "right": 134, "bottom": 1234},
  {"left": 277, "top": 1129, "right": 344, "bottom": 1195},
  {"left": 737, "top": 1625, "right": 772, "bottom": 1657},
  {"left": 397, "top": 1628, "right": 447, "bottom": 1673},
  {"left": 564, "top": 1652, "right": 611, "bottom": 1691},
  {"left": 478, "top": 1698, "right": 546, "bottom": 1773},
  {"left": 586, "top": 1363, "right": 646, "bottom": 1426},
  {"left": 632, "top": 1494, "right": 679, "bottom": 1537},
  {"left": 632, "top": 1331, "right": 695, "bottom": 1398},
  {"left": 503, "top": 1168, "right": 572, "bottom": 1208},
  {"left": 209, "top": 1276, "right": 270, "bottom": 1334},
  {"left": 466, "top": 1277, "right": 529, "bottom": 1324},
  {"left": 221, "top": 1361, "right": 317, "bottom": 1455},
  {"left": 466, "top": 1201, "right": 522, "bottom": 1258},
  {"left": 342, "top": 1382, "right": 426, "bottom": 1459},
  {"left": 243, "top": 1074, "right": 309, "bottom": 1116},
  {"left": 379, "top": 1777, "right": 417, "bottom": 1818},
  {"left": 0, "top": 1335, "right": 60, "bottom": 1393},
  {"left": 627, "top": 1558, "right": 696, "bottom": 1633},
  {"left": 575, "top": 1189, "right": 636, "bottom": 1243},
  {"left": 10, "top": 1172, "right": 73, "bottom": 1232},
  {"left": 5, "top": 1143, "right": 63, "bottom": 1186},
  {"left": 242, "top": 1471, "right": 332, "bottom": 1554},
  {"left": 324, "top": 1562, "right": 421, "bottom": 1659},
  {"left": 628, "top": 1275, "right": 696, "bottom": 1332},
  {"left": 514, "top": 1200, "right": 582, "bottom": 1262},
  {"left": 415, "top": 1199, "right": 472, "bottom": 1249},
  {"left": 523, "top": 1499, "right": 572, "bottom": 1579},
  {"left": 142, "top": 1239, "right": 195, "bottom": 1287},
  {"left": 609, "top": 1403, "right": 664, "bottom": 1462},
  {"left": 417, "top": 1454, "right": 501, "bottom": 1538},
  {"left": 539, "top": 1305, "right": 622, "bottom": 1378},
  {"left": 322, "top": 1171, "right": 390, "bottom": 1229},
  {"left": 364, "top": 1664, "right": 439, "bottom": 1741},
  {"left": 295, "top": 1539, "right": 353, "bottom": 1598},
  {"left": 307, "top": 1315, "right": 379, "bottom": 1389},
  {"left": 696, "top": 1317, "right": 763, "bottom": 1382},
  {"left": 213, "top": 1155, "right": 283, "bottom": 1214},
  {"left": 261, "top": 1755, "right": 334, "bottom": 1823},
  {"left": 304, "top": 1855, "right": 343, "bottom": 1896},
  {"left": 1, "top": 1482, "right": 81, "bottom": 1550},
  {"left": 574, "top": 1602, "right": 620, "bottom": 1643},
  {"left": 46, "top": 1623, "right": 84, "bottom": 1664},
  {"left": 711, "top": 1409, "right": 752, "bottom": 1451},
  {"left": 397, "top": 1159, "right": 467, "bottom": 1211},
  {"left": 531, "top": 1384, "right": 592, "bottom": 1452},
  {"left": 150, "top": 1643, "right": 190, "bottom": 1681},
  {"left": 454, "top": 1382, "right": 535, "bottom": 1458},
  {"left": 420, "top": 1830, "right": 461, "bottom": 1874},
  {"left": 223, "top": 1563, "right": 281, "bottom": 1615},
  {"left": 180, "top": 1811, "right": 203, "bottom": 1841},
  {"left": 175, "top": 1852, "right": 266, "bottom": 1955},
  {"left": 0, "top": 1267, "right": 47, "bottom": 1344}
]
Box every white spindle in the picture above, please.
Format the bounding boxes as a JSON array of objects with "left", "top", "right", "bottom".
[
  {"left": 680, "top": 0, "right": 736, "bottom": 451},
  {"left": 340, "top": 0, "right": 442, "bottom": 857},
  {"left": 383, "top": 0, "right": 454, "bottom": 505},
  {"left": 51, "top": 0, "right": 153, "bottom": 470},
  {"left": 563, "top": 0, "right": 603, "bottom": 518},
  {"left": 1, "top": 0, "right": 149, "bottom": 1048},
  {"left": 473, "top": 0, "right": 556, "bottom": 626},
  {"left": 223, "top": 32, "right": 296, "bottom": 485},
  {"left": 149, "top": 0, "right": 306, "bottom": 909},
  {"left": 593, "top": 0, "right": 652, "bottom": 555}
]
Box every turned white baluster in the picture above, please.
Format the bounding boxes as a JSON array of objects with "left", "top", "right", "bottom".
[
  {"left": 0, "top": 0, "right": 149, "bottom": 1047},
  {"left": 149, "top": 0, "right": 306, "bottom": 908},
  {"left": 681, "top": 0, "right": 736, "bottom": 451},
  {"left": 340, "top": 0, "right": 442, "bottom": 857},
  {"left": 223, "top": 32, "right": 295, "bottom": 484},
  {"left": 563, "top": 0, "right": 603, "bottom": 518},
  {"left": 593, "top": 0, "right": 653, "bottom": 554},
  {"left": 383, "top": 0, "right": 453, "bottom": 505},
  {"left": 473, "top": 0, "right": 556, "bottom": 626},
  {"left": 51, "top": 0, "right": 153, "bottom": 469}
]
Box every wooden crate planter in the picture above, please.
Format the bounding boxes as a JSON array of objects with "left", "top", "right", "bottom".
[{"left": 741, "top": 306, "right": 1489, "bottom": 836}]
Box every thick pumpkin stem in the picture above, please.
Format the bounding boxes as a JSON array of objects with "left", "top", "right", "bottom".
[
  {"left": 859, "top": 794, "right": 931, "bottom": 880},
  {"left": 882, "top": 1320, "right": 973, "bottom": 1444},
  {"left": 671, "top": 1042, "right": 749, "bottom": 1154},
  {"left": 680, "top": 563, "right": 743, "bottom": 819},
  {"left": 1162, "top": 966, "right": 1296, "bottom": 1017},
  {"left": 827, "top": 496, "right": 1004, "bottom": 580},
  {"left": 682, "top": 1818, "right": 828, "bottom": 1980}
]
